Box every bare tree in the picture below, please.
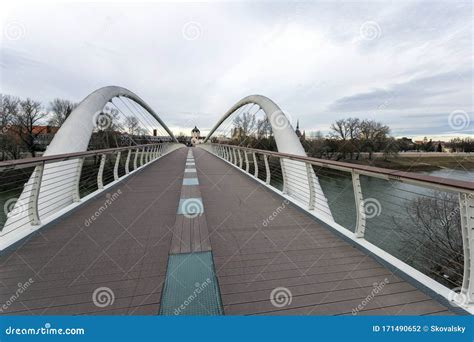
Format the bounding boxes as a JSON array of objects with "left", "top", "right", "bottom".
[
  {"left": 125, "top": 116, "right": 140, "bottom": 135},
  {"left": 48, "top": 98, "right": 77, "bottom": 127},
  {"left": 233, "top": 111, "right": 256, "bottom": 140},
  {"left": 395, "top": 192, "right": 463, "bottom": 287},
  {"left": 256, "top": 117, "right": 272, "bottom": 139},
  {"left": 12, "top": 98, "right": 47, "bottom": 157},
  {"left": 359, "top": 119, "right": 390, "bottom": 159},
  {"left": 0, "top": 95, "right": 21, "bottom": 160},
  {"left": 330, "top": 118, "right": 360, "bottom": 159},
  {"left": 346, "top": 118, "right": 360, "bottom": 140},
  {"left": 330, "top": 118, "right": 350, "bottom": 140}
]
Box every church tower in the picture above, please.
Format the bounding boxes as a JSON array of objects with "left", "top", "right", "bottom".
[{"left": 191, "top": 126, "right": 200, "bottom": 146}]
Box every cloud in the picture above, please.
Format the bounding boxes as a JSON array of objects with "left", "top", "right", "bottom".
[
  {"left": 328, "top": 69, "right": 471, "bottom": 112},
  {"left": 0, "top": 0, "right": 471, "bottom": 138}
]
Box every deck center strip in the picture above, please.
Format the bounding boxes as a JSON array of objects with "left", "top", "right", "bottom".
[
  {"left": 161, "top": 148, "right": 223, "bottom": 316},
  {"left": 159, "top": 252, "right": 223, "bottom": 315}
]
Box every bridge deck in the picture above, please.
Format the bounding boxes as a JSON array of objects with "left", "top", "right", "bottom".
[{"left": 0, "top": 147, "right": 458, "bottom": 315}]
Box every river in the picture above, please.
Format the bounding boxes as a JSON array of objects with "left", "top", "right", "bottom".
[{"left": 317, "top": 168, "right": 473, "bottom": 289}]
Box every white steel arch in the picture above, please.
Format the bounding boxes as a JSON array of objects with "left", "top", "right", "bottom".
[
  {"left": 204, "top": 95, "right": 334, "bottom": 220},
  {"left": 1, "top": 86, "right": 177, "bottom": 248},
  {"left": 47, "top": 85, "right": 177, "bottom": 155}
]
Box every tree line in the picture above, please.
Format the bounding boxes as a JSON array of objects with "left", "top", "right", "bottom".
[
  {"left": 0, "top": 95, "right": 77, "bottom": 159},
  {"left": 0, "top": 94, "right": 166, "bottom": 161},
  {"left": 219, "top": 113, "right": 473, "bottom": 160}
]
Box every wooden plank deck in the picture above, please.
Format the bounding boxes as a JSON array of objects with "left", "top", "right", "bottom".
[
  {"left": 192, "top": 147, "right": 458, "bottom": 316},
  {"left": 0, "top": 147, "right": 189, "bottom": 315},
  {"left": 169, "top": 149, "right": 211, "bottom": 254},
  {"left": 0, "top": 146, "right": 460, "bottom": 316}
]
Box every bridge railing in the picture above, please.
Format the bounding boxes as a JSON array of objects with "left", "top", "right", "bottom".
[
  {"left": 0, "top": 142, "right": 182, "bottom": 250},
  {"left": 200, "top": 142, "right": 474, "bottom": 311}
]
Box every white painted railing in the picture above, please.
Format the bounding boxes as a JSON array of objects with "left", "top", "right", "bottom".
[
  {"left": 199, "top": 142, "right": 474, "bottom": 313},
  {"left": 0, "top": 143, "right": 183, "bottom": 251}
]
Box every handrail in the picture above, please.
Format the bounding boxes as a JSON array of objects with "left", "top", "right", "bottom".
[
  {"left": 201, "top": 142, "right": 474, "bottom": 311},
  {"left": 209, "top": 143, "right": 474, "bottom": 192},
  {"left": 0, "top": 144, "right": 159, "bottom": 171},
  {"left": 0, "top": 142, "right": 184, "bottom": 251}
]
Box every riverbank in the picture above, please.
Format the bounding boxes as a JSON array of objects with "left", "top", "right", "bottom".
[{"left": 342, "top": 155, "right": 474, "bottom": 172}]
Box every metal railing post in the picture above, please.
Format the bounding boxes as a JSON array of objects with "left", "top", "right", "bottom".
[
  {"left": 280, "top": 158, "right": 287, "bottom": 194},
  {"left": 232, "top": 148, "right": 237, "bottom": 165},
  {"left": 97, "top": 154, "right": 106, "bottom": 189},
  {"left": 113, "top": 151, "right": 121, "bottom": 181},
  {"left": 125, "top": 149, "right": 131, "bottom": 175},
  {"left": 306, "top": 162, "right": 316, "bottom": 210},
  {"left": 264, "top": 154, "right": 270, "bottom": 185},
  {"left": 140, "top": 147, "right": 145, "bottom": 166},
  {"left": 253, "top": 152, "right": 258, "bottom": 178},
  {"left": 28, "top": 162, "right": 45, "bottom": 225},
  {"left": 150, "top": 146, "right": 154, "bottom": 161},
  {"left": 352, "top": 171, "right": 366, "bottom": 238},
  {"left": 244, "top": 151, "right": 249, "bottom": 173},
  {"left": 238, "top": 149, "right": 243, "bottom": 168},
  {"left": 133, "top": 148, "right": 139, "bottom": 170},
  {"left": 460, "top": 192, "right": 474, "bottom": 304},
  {"left": 72, "top": 157, "right": 84, "bottom": 202}
]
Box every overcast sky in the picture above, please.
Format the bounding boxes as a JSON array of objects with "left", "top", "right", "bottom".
[{"left": 0, "top": 0, "right": 472, "bottom": 139}]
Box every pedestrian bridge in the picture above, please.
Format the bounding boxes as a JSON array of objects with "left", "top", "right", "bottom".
[{"left": 0, "top": 86, "right": 472, "bottom": 316}]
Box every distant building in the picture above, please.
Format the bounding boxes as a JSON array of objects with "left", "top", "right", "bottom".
[
  {"left": 1, "top": 125, "right": 60, "bottom": 149},
  {"left": 295, "top": 120, "right": 305, "bottom": 141},
  {"left": 397, "top": 137, "right": 415, "bottom": 152},
  {"left": 191, "top": 126, "right": 201, "bottom": 146}
]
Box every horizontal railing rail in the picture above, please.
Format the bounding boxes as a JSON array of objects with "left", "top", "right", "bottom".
[
  {"left": 0, "top": 142, "right": 183, "bottom": 250},
  {"left": 205, "top": 144, "right": 474, "bottom": 192},
  {"left": 200, "top": 142, "right": 474, "bottom": 312},
  {"left": 0, "top": 143, "right": 165, "bottom": 171}
]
